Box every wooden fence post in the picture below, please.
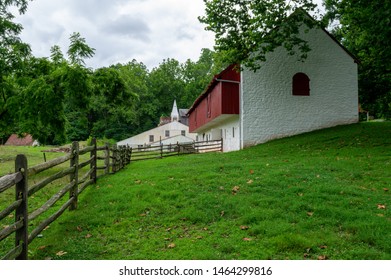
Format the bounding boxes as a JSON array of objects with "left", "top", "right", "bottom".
[
  {"left": 15, "top": 154, "right": 28, "bottom": 260},
  {"left": 160, "top": 144, "right": 163, "bottom": 159},
  {"left": 91, "top": 138, "right": 97, "bottom": 183},
  {"left": 104, "top": 143, "right": 110, "bottom": 175},
  {"left": 69, "top": 141, "right": 79, "bottom": 211},
  {"left": 119, "top": 146, "right": 123, "bottom": 170},
  {"left": 122, "top": 146, "right": 126, "bottom": 168},
  {"left": 112, "top": 145, "right": 117, "bottom": 173},
  {"left": 177, "top": 142, "right": 180, "bottom": 156},
  {"left": 124, "top": 146, "right": 128, "bottom": 165}
]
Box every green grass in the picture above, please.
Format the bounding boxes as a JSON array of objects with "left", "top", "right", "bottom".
[{"left": 1, "top": 122, "right": 391, "bottom": 260}]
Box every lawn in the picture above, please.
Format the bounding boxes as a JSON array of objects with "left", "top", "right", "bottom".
[{"left": 1, "top": 122, "right": 390, "bottom": 260}]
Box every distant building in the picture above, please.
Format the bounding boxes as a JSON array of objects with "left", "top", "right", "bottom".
[
  {"left": 5, "top": 134, "right": 39, "bottom": 146},
  {"left": 188, "top": 10, "right": 359, "bottom": 152},
  {"left": 117, "top": 100, "right": 197, "bottom": 147}
]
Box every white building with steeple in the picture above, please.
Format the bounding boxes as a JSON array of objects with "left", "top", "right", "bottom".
[
  {"left": 171, "top": 100, "right": 179, "bottom": 122},
  {"left": 117, "top": 100, "right": 197, "bottom": 148}
]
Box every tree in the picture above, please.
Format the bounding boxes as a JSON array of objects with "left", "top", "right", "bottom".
[
  {"left": 16, "top": 57, "right": 67, "bottom": 145},
  {"left": 0, "top": 0, "right": 31, "bottom": 142},
  {"left": 62, "top": 33, "right": 95, "bottom": 141},
  {"left": 148, "top": 58, "right": 186, "bottom": 116},
  {"left": 67, "top": 32, "right": 95, "bottom": 67},
  {"left": 199, "top": 0, "right": 318, "bottom": 71},
  {"left": 323, "top": 0, "right": 391, "bottom": 119},
  {"left": 114, "top": 60, "right": 154, "bottom": 137},
  {"left": 89, "top": 65, "right": 139, "bottom": 140},
  {"left": 15, "top": 33, "right": 96, "bottom": 144},
  {"left": 182, "top": 48, "right": 217, "bottom": 106}
]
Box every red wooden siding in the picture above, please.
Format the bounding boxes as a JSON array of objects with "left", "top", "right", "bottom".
[
  {"left": 222, "top": 82, "right": 240, "bottom": 114},
  {"left": 188, "top": 65, "right": 240, "bottom": 132}
]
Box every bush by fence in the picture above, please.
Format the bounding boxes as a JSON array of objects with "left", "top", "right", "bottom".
[{"left": 0, "top": 139, "right": 222, "bottom": 259}]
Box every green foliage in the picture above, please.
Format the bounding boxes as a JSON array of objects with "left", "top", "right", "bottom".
[
  {"left": 147, "top": 49, "right": 217, "bottom": 123},
  {"left": 67, "top": 32, "right": 95, "bottom": 66},
  {"left": 323, "top": 0, "right": 391, "bottom": 119},
  {"left": 50, "top": 45, "right": 65, "bottom": 65},
  {"left": 182, "top": 48, "right": 219, "bottom": 106},
  {"left": 1, "top": 30, "right": 97, "bottom": 144},
  {"left": 0, "top": 0, "right": 31, "bottom": 140},
  {"left": 199, "top": 0, "right": 318, "bottom": 70},
  {"left": 148, "top": 58, "right": 186, "bottom": 114},
  {"left": 89, "top": 65, "right": 138, "bottom": 140},
  {"left": 19, "top": 70, "right": 67, "bottom": 145}
]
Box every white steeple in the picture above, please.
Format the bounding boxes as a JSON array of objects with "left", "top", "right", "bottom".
[{"left": 171, "top": 100, "right": 179, "bottom": 122}]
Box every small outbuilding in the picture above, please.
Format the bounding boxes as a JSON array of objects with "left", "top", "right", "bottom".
[
  {"left": 5, "top": 134, "right": 39, "bottom": 146},
  {"left": 117, "top": 101, "right": 197, "bottom": 148}
]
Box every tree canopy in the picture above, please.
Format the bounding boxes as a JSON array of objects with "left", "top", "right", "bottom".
[
  {"left": 0, "top": 0, "right": 31, "bottom": 141},
  {"left": 199, "top": 0, "right": 318, "bottom": 71},
  {"left": 323, "top": 0, "right": 391, "bottom": 118}
]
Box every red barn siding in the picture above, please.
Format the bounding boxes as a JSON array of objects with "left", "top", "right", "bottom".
[
  {"left": 210, "top": 83, "right": 222, "bottom": 120},
  {"left": 188, "top": 64, "right": 240, "bottom": 133},
  {"left": 222, "top": 83, "right": 239, "bottom": 114},
  {"left": 5, "top": 134, "right": 35, "bottom": 146}
]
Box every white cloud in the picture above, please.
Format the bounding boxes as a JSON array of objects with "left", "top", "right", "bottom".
[
  {"left": 14, "top": 0, "right": 325, "bottom": 70},
  {"left": 14, "top": 0, "right": 215, "bottom": 70}
]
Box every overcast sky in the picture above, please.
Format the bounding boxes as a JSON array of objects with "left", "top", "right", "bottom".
[
  {"left": 15, "top": 0, "right": 324, "bottom": 70},
  {"left": 14, "top": 0, "right": 215, "bottom": 70}
]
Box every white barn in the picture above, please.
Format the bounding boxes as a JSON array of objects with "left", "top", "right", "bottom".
[
  {"left": 188, "top": 11, "right": 359, "bottom": 152},
  {"left": 118, "top": 101, "right": 197, "bottom": 148}
]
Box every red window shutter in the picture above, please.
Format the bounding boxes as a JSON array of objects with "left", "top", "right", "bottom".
[{"left": 292, "top": 73, "right": 310, "bottom": 96}]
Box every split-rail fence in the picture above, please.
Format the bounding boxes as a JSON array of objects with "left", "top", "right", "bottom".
[{"left": 0, "top": 139, "right": 222, "bottom": 259}]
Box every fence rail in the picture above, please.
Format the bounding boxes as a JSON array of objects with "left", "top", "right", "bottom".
[{"left": 0, "top": 138, "right": 222, "bottom": 259}]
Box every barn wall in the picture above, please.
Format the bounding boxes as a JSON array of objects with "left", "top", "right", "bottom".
[
  {"left": 188, "top": 65, "right": 240, "bottom": 134},
  {"left": 241, "top": 24, "right": 358, "bottom": 148},
  {"left": 222, "top": 83, "right": 240, "bottom": 115},
  {"left": 221, "top": 117, "right": 240, "bottom": 152},
  {"left": 188, "top": 85, "right": 220, "bottom": 132},
  {"left": 195, "top": 116, "right": 240, "bottom": 152}
]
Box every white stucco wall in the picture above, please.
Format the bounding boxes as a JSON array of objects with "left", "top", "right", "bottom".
[
  {"left": 221, "top": 117, "right": 240, "bottom": 152},
  {"left": 153, "top": 135, "right": 195, "bottom": 146},
  {"left": 196, "top": 116, "right": 240, "bottom": 152},
  {"left": 241, "top": 24, "right": 358, "bottom": 148},
  {"left": 117, "top": 121, "right": 197, "bottom": 147}
]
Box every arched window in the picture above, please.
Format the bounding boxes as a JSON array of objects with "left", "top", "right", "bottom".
[{"left": 292, "top": 72, "right": 310, "bottom": 96}]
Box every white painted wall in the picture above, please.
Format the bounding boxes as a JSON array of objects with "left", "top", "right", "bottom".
[
  {"left": 153, "top": 135, "right": 195, "bottom": 146},
  {"left": 196, "top": 116, "right": 240, "bottom": 152},
  {"left": 117, "top": 121, "right": 197, "bottom": 147},
  {"left": 221, "top": 117, "right": 240, "bottom": 152},
  {"left": 241, "top": 24, "right": 358, "bottom": 148}
]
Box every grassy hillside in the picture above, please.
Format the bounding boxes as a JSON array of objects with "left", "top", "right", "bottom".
[{"left": 2, "top": 122, "right": 391, "bottom": 260}]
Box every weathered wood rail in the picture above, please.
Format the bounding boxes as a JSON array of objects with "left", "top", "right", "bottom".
[
  {"left": 0, "top": 138, "right": 222, "bottom": 259},
  {"left": 115, "top": 139, "right": 223, "bottom": 163}
]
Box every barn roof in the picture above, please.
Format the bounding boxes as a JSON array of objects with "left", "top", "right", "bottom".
[{"left": 5, "top": 134, "right": 35, "bottom": 146}]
